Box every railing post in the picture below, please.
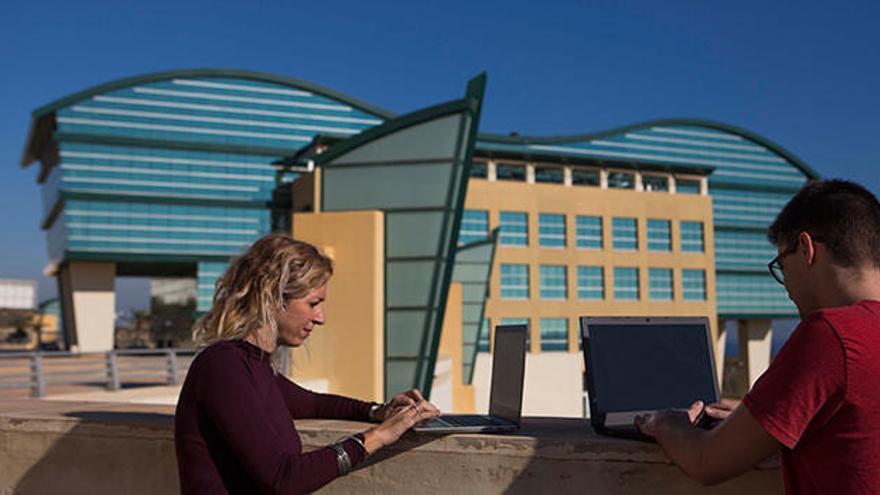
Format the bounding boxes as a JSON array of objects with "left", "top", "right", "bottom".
[
  {"left": 31, "top": 353, "right": 46, "bottom": 398},
  {"left": 106, "top": 351, "right": 120, "bottom": 391},
  {"left": 166, "top": 350, "right": 180, "bottom": 385}
]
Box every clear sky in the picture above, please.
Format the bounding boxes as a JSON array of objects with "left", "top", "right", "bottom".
[{"left": 1, "top": 0, "right": 878, "bottom": 311}]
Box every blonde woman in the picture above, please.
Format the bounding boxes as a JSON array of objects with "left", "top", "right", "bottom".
[{"left": 174, "top": 234, "right": 440, "bottom": 494}]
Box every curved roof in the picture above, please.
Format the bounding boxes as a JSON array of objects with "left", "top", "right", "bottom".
[
  {"left": 31, "top": 67, "right": 396, "bottom": 120},
  {"left": 476, "top": 118, "right": 819, "bottom": 181}
]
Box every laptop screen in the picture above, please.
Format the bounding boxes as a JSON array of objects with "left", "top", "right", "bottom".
[
  {"left": 582, "top": 317, "right": 718, "bottom": 414},
  {"left": 488, "top": 325, "right": 527, "bottom": 423}
]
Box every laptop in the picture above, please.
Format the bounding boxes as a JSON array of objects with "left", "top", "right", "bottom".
[
  {"left": 580, "top": 316, "right": 720, "bottom": 440},
  {"left": 414, "top": 324, "right": 527, "bottom": 433}
]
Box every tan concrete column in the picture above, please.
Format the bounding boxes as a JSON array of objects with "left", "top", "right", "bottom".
[
  {"left": 716, "top": 319, "right": 728, "bottom": 387},
  {"left": 738, "top": 319, "right": 773, "bottom": 389},
  {"left": 58, "top": 261, "right": 117, "bottom": 353}
]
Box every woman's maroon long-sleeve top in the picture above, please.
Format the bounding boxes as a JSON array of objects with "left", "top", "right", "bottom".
[{"left": 174, "top": 340, "right": 373, "bottom": 494}]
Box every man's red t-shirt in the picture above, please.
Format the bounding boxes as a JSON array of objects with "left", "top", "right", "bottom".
[{"left": 743, "top": 299, "right": 880, "bottom": 494}]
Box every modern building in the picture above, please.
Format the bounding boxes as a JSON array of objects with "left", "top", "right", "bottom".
[
  {"left": 21, "top": 69, "right": 818, "bottom": 409},
  {"left": 0, "top": 279, "right": 38, "bottom": 310}
]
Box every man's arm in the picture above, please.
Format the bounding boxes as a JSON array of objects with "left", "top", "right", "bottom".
[{"left": 636, "top": 401, "right": 780, "bottom": 486}]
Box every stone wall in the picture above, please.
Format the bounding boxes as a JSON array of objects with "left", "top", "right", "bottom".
[{"left": 0, "top": 400, "right": 782, "bottom": 494}]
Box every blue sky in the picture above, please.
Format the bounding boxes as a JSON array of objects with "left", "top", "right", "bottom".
[{"left": 1, "top": 0, "right": 878, "bottom": 312}]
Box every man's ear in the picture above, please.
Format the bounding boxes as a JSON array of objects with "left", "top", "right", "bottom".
[{"left": 799, "top": 231, "right": 818, "bottom": 265}]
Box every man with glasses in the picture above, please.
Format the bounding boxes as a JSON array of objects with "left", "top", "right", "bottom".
[{"left": 634, "top": 179, "right": 880, "bottom": 493}]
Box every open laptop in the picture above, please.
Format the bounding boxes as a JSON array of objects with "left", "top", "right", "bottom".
[
  {"left": 580, "top": 316, "right": 720, "bottom": 440},
  {"left": 414, "top": 324, "right": 527, "bottom": 433}
]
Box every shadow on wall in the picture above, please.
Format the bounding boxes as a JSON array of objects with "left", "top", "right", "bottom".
[
  {"left": 10, "top": 411, "right": 178, "bottom": 495},
  {"left": 501, "top": 417, "right": 782, "bottom": 495}
]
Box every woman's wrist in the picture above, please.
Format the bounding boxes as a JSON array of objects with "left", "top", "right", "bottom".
[{"left": 362, "top": 427, "right": 385, "bottom": 455}]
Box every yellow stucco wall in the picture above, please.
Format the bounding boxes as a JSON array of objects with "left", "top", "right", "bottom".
[
  {"left": 288, "top": 210, "right": 385, "bottom": 402},
  {"left": 436, "top": 283, "right": 476, "bottom": 412},
  {"left": 465, "top": 177, "right": 718, "bottom": 356}
]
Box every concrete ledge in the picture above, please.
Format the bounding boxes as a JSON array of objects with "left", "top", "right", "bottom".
[{"left": 0, "top": 400, "right": 781, "bottom": 494}]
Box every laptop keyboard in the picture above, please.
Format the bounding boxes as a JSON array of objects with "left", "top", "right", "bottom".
[{"left": 436, "top": 415, "right": 506, "bottom": 427}]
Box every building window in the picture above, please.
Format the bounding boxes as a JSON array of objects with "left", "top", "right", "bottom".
[
  {"left": 649, "top": 268, "right": 674, "bottom": 301},
  {"left": 477, "top": 319, "right": 490, "bottom": 352},
  {"left": 540, "top": 318, "right": 569, "bottom": 352},
  {"left": 647, "top": 219, "right": 672, "bottom": 251},
  {"left": 608, "top": 171, "right": 635, "bottom": 189},
  {"left": 683, "top": 269, "right": 707, "bottom": 300},
  {"left": 539, "top": 265, "right": 567, "bottom": 300},
  {"left": 612, "top": 217, "right": 638, "bottom": 251},
  {"left": 499, "top": 211, "right": 528, "bottom": 246},
  {"left": 575, "top": 215, "right": 603, "bottom": 249},
  {"left": 676, "top": 178, "right": 701, "bottom": 194},
  {"left": 496, "top": 162, "right": 526, "bottom": 182},
  {"left": 681, "top": 221, "right": 705, "bottom": 252},
  {"left": 459, "top": 210, "right": 488, "bottom": 245},
  {"left": 614, "top": 267, "right": 640, "bottom": 301},
  {"left": 500, "top": 264, "right": 529, "bottom": 299},
  {"left": 500, "top": 318, "right": 530, "bottom": 352},
  {"left": 572, "top": 168, "right": 600, "bottom": 187},
  {"left": 470, "top": 161, "right": 488, "bottom": 178},
  {"left": 535, "top": 166, "right": 564, "bottom": 184},
  {"left": 577, "top": 266, "right": 604, "bottom": 300},
  {"left": 643, "top": 175, "right": 669, "bottom": 192},
  {"left": 539, "top": 213, "right": 566, "bottom": 248}
]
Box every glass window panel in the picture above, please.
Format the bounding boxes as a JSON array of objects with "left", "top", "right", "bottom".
[
  {"left": 643, "top": 175, "right": 670, "bottom": 192},
  {"left": 334, "top": 114, "right": 462, "bottom": 163},
  {"left": 540, "top": 318, "right": 569, "bottom": 352},
  {"left": 500, "top": 264, "right": 529, "bottom": 299},
  {"left": 539, "top": 213, "right": 566, "bottom": 248},
  {"left": 386, "top": 211, "right": 444, "bottom": 258},
  {"left": 608, "top": 172, "right": 635, "bottom": 189},
  {"left": 683, "top": 269, "right": 707, "bottom": 300},
  {"left": 386, "top": 310, "right": 427, "bottom": 357},
  {"left": 677, "top": 179, "right": 701, "bottom": 194},
  {"left": 681, "top": 221, "right": 705, "bottom": 252},
  {"left": 614, "top": 267, "right": 640, "bottom": 301},
  {"left": 572, "top": 168, "right": 600, "bottom": 187},
  {"left": 470, "top": 161, "right": 488, "bottom": 178},
  {"left": 386, "top": 260, "right": 434, "bottom": 307},
  {"left": 322, "top": 163, "right": 452, "bottom": 211},
  {"left": 539, "top": 265, "right": 567, "bottom": 300},
  {"left": 577, "top": 266, "right": 604, "bottom": 300},
  {"left": 499, "top": 211, "right": 528, "bottom": 246},
  {"left": 612, "top": 217, "right": 638, "bottom": 251},
  {"left": 477, "top": 319, "right": 491, "bottom": 352},
  {"left": 576, "top": 215, "right": 603, "bottom": 249},
  {"left": 385, "top": 360, "right": 418, "bottom": 398},
  {"left": 534, "top": 166, "right": 563, "bottom": 184},
  {"left": 649, "top": 268, "right": 674, "bottom": 301},
  {"left": 647, "top": 219, "right": 672, "bottom": 252},
  {"left": 496, "top": 163, "right": 526, "bottom": 181},
  {"left": 459, "top": 210, "right": 488, "bottom": 245}
]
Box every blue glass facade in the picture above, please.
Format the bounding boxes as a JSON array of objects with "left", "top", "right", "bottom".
[{"left": 26, "top": 70, "right": 389, "bottom": 313}]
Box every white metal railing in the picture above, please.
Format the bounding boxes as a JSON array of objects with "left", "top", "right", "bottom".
[{"left": 0, "top": 349, "right": 194, "bottom": 398}]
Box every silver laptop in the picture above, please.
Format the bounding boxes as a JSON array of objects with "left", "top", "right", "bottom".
[
  {"left": 580, "top": 316, "right": 720, "bottom": 440},
  {"left": 414, "top": 324, "right": 527, "bottom": 433}
]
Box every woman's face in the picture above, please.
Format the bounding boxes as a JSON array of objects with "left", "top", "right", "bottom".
[{"left": 276, "top": 284, "right": 327, "bottom": 347}]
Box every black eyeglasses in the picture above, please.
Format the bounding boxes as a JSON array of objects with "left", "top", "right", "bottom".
[{"left": 767, "top": 243, "right": 799, "bottom": 285}]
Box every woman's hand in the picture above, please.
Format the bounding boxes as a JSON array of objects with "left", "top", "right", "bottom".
[
  {"left": 703, "top": 399, "right": 739, "bottom": 420},
  {"left": 363, "top": 398, "right": 440, "bottom": 455},
  {"left": 371, "top": 389, "right": 429, "bottom": 422}
]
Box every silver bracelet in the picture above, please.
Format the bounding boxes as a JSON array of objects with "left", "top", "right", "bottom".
[
  {"left": 368, "top": 402, "right": 383, "bottom": 422},
  {"left": 328, "top": 442, "right": 352, "bottom": 476},
  {"left": 347, "top": 434, "right": 368, "bottom": 455}
]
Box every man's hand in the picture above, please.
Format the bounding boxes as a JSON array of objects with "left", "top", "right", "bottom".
[
  {"left": 634, "top": 400, "right": 704, "bottom": 438},
  {"left": 704, "top": 399, "right": 739, "bottom": 420}
]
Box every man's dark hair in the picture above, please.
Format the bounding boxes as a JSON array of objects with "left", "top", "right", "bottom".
[{"left": 768, "top": 179, "right": 880, "bottom": 268}]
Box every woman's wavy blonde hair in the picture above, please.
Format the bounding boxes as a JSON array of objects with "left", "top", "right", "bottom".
[{"left": 192, "top": 234, "right": 333, "bottom": 349}]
